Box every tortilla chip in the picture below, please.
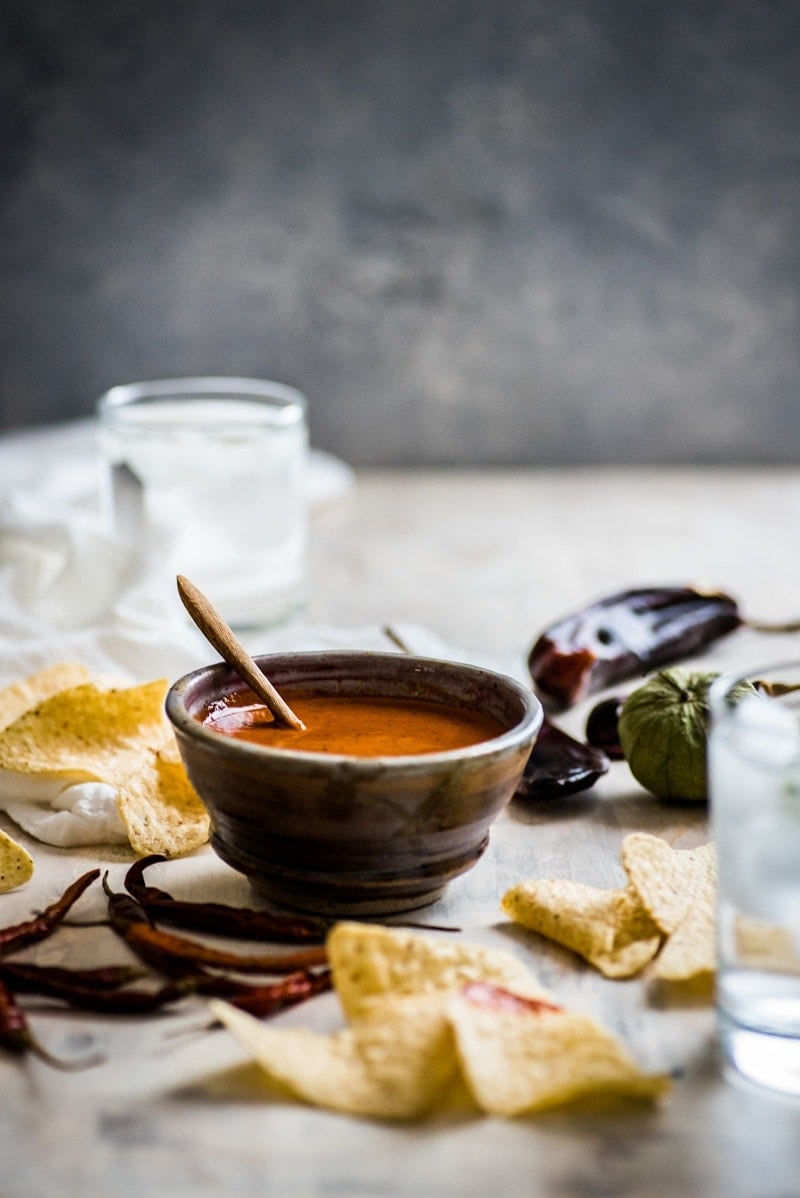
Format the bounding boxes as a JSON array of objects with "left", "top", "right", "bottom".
[
  {"left": 449, "top": 982, "right": 670, "bottom": 1116},
  {"left": 0, "top": 828, "right": 34, "bottom": 893},
  {"left": 327, "top": 921, "right": 550, "bottom": 1020},
  {"left": 654, "top": 897, "right": 715, "bottom": 980},
  {"left": 0, "top": 679, "right": 208, "bottom": 856},
  {"left": 117, "top": 744, "right": 209, "bottom": 856},
  {"left": 621, "top": 835, "right": 716, "bottom": 934},
  {"left": 0, "top": 679, "right": 171, "bottom": 779},
  {"left": 734, "top": 914, "right": 800, "bottom": 974},
  {"left": 502, "top": 879, "right": 662, "bottom": 978},
  {"left": 0, "top": 663, "right": 91, "bottom": 731},
  {"left": 211, "top": 993, "right": 459, "bottom": 1120}
]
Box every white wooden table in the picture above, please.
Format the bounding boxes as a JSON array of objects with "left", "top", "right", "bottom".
[{"left": 3, "top": 465, "right": 800, "bottom": 1198}]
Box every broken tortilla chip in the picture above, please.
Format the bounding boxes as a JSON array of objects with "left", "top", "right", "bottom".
[
  {"left": 501, "top": 879, "right": 662, "bottom": 978},
  {"left": 449, "top": 981, "right": 669, "bottom": 1115},
  {"left": 621, "top": 834, "right": 716, "bottom": 934},
  {"left": 733, "top": 914, "right": 800, "bottom": 974},
  {"left": 117, "top": 743, "right": 209, "bottom": 856},
  {"left": 621, "top": 835, "right": 717, "bottom": 982},
  {"left": 0, "top": 828, "right": 34, "bottom": 893},
  {"left": 0, "top": 679, "right": 208, "bottom": 856},
  {"left": 0, "top": 663, "right": 91, "bottom": 731},
  {"left": 211, "top": 993, "right": 459, "bottom": 1120},
  {"left": 653, "top": 897, "right": 715, "bottom": 980},
  {"left": 327, "top": 921, "right": 550, "bottom": 1020}
]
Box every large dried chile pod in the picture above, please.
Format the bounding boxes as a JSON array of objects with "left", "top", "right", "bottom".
[
  {"left": 528, "top": 586, "right": 742, "bottom": 710},
  {"left": 514, "top": 720, "right": 609, "bottom": 801}
]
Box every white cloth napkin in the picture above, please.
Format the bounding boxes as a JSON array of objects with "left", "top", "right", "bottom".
[
  {"left": 0, "top": 421, "right": 354, "bottom": 845},
  {"left": 0, "top": 421, "right": 523, "bottom": 848},
  {"left": 0, "top": 420, "right": 356, "bottom": 682}
]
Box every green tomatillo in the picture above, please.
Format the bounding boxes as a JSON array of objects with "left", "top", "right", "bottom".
[{"left": 618, "top": 667, "right": 758, "bottom": 802}]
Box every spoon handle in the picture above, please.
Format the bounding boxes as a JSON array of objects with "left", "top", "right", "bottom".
[{"left": 176, "top": 575, "right": 306, "bottom": 732}]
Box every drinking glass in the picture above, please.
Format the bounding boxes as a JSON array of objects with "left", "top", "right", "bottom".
[
  {"left": 709, "top": 661, "right": 800, "bottom": 1094},
  {"left": 97, "top": 377, "right": 308, "bottom": 628}
]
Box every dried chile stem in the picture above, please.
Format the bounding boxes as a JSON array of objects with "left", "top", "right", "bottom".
[
  {"left": 744, "top": 616, "right": 800, "bottom": 633},
  {"left": 382, "top": 625, "right": 414, "bottom": 654},
  {"left": 0, "top": 869, "right": 100, "bottom": 957}
]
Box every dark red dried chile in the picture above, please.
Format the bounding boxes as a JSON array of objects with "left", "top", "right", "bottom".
[
  {"left": 514, "top": 720, "right": 609, "bottom": 801},
  {"left": 528, "top": 586, "right": 741, "bottom": 710},
  {"left": 585, "top": 696, "right": 625, "bottom": 759}
]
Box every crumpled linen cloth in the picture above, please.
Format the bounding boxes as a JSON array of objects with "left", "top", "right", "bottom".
[
  {"left": 0, "top": 420, "right": 522, "bottom": 847},
  {"left": 0, "top": 420, "right": 352, "bottom": 845}
]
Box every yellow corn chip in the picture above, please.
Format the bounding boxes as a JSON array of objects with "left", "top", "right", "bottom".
[
  {"left": 621, "top": 834, "right": 716, "bottom": 934},
  {"left": 0, "top": 663, "right": 91, "bottom": 731},
  {"left": 654, "top": 897, "right": 716, "bottom": 980},
  {"left": 117, "top": 744, "right": 209, "bottom": 856},
  {"left": 0, "top": 679, "right": 208, "bottom": 856},
  {"left": 0, "top": 679, "right": 171, "bottom": 779},
  {"left": 210, "top": 993, "right": 459, "bottom": 1120},
  {"left": 327, "top": 921, "right": 550, "bottom": 1020},
  {"left": 734, "top": 914, "right": 800, "bottom": 974},
  {"left": 449, "top": 982, "right": 670, "bottom": 1115},
  {"left": 0, "top": 828, "right": 34, "bottom": 893},
  {"left": 502, "top": 879, "right": 662, "bottom": 978}
]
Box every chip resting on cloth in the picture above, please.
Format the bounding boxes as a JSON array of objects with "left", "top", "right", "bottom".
[
  {"left": 0, "top": 676, "right": 208, "bottom": 856},
  {"left": 211, "top": 923, "right": 668, "bottom": 1120},
  {"left": 0, "top": 827, "right": 34, "bottom": 893},
  {"left": 0, "top": 663, "right": 92, "bottom": 730}
]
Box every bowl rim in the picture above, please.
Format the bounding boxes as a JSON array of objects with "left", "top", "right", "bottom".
[{"left": 165, "top": 649, "right": 543, "bottom": 771}]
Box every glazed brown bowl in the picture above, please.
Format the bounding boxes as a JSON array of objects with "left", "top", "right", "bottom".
[{"left": 165, "top": 651, "right": 542, "bottom": 916}]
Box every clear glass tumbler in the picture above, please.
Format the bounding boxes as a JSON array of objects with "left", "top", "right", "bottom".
[
  {"left": 97, "top": 377, "right": 308, "bottom": 628},
  {"left": 709, "top": 662, "right": 800, "bottom": 1094}
]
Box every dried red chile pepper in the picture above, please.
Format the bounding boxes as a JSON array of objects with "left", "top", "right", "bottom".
[
  {"left": 0, "top": 868, "right": 100, "bottom": 957},
  {"left": 584, "top": 696, "right": 625, "bottom": 759},
  {"left": 0, "top": 975, "right": 104, "bottom": 1068},
  {"left": 124, "top": 856, "right": 329, "bottom": 943},
  {"left": 202, "top": 968, "right": 333, "bottom": 1017},
  {"left": 104, "top": 875, "right": 328, "bottom": 976},
  {"left": 0, "top": 963, "right": 192, "bottom": 1015},
  {"left": 514, "top": 719, "right": 609, "bottom": 801},
  {"left": 0, "top": 867, "right": 333, "bottom": 1067},
  {"left": 528, "top": 587, "right": 742, "bottom": 710}
]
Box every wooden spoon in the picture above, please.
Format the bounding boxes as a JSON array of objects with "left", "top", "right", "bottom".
[{"left": 176, "top": 574, "right": 306, "bottom": 732}]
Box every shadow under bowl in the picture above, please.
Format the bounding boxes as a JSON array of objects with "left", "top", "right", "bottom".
[{"left": 165, "top": 651, "right": 542, "bottom": 916}]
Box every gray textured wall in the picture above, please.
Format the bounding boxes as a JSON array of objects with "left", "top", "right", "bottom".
[{"left": 1, "top": 0, "right": 798, "bottom": 465}]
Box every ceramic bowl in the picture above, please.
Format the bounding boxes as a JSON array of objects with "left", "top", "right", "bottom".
[{"left": 165, "top": 651, "right": 542, "bottom": 916}]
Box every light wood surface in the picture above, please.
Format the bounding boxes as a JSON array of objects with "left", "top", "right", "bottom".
[{"left": 3, "top": 466, "right": 800, "bottom": 1198}]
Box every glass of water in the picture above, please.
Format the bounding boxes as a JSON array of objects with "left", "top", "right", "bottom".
[
  {"left": 97, "top": 377, "right": 309, "bottom": 628},
  {"left": 709, "top": 661, "right": 800, "bottom": 1094}
]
